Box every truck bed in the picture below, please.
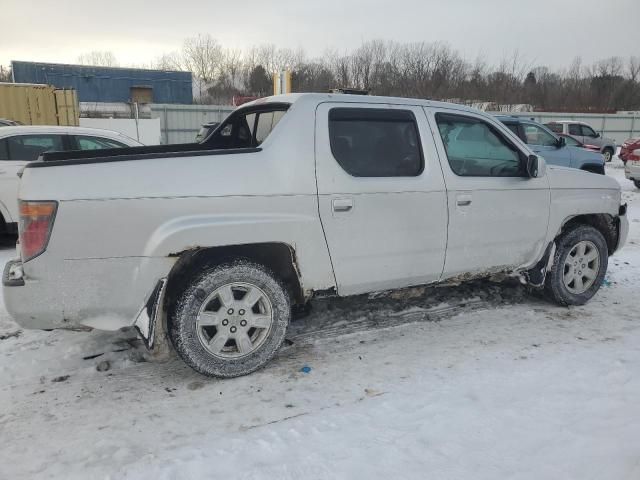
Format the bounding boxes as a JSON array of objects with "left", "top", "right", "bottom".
[{"left": 31, "top": 143, "right": 260, "bottom": 168}]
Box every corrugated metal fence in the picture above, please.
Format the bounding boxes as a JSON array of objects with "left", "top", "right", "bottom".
[
  {"left": 489, "top": 112, "right": 640, "bottom": 144},
  {"left": 150, "top": 104, "right": 235, "bottom": 144},
  {"left": 150, "top": 103, "right": 640, "bottom": 145}
]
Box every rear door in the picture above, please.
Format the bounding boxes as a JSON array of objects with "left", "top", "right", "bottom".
[
  {"left": 0, "top": 134, "right": 66, "bottom": 222},
  {"left": 315, "top": 103, "right": 448, "bottom": 295},
  {"left": 427, "top": 107, "right": 550, "bottom": 277}
]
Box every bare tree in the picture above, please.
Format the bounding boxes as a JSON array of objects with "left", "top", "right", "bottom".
[
  {"left": 181, "top": 34, "right": 224, "bottom": 101},
  {"left": 77, "top": 51, "right": 119, "bottom": 67}
]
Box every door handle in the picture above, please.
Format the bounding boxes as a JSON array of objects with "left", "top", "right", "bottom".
[
  {"left": 332, "top": 198, "right": 353, "bottom": 212},
  {"left": 456, "top": 195, "right": 472, "bottom": 207}
]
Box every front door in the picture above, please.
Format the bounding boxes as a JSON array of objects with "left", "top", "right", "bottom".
[
  {"left": 427, "top": 108, "right": 551, "bottom": 278},
  {"left": 522, "top": 122, "right": 572, "bottom": 168},
  {"left": 315, "top": 103, "right": 448, "bottom": 295}
]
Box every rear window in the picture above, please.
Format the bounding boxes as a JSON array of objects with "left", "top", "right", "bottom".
[
  {"left": 5, "top": 134, "right": 64, "bottom": 161},
  {"left": 207, "top": 106, "right": 288, "bottom": 150},
  {"left": 328, "top": 108, "right": 423, "bottom": 177},
  {"left": 546, "top": 123, "right": 563, "bottom": 134}
]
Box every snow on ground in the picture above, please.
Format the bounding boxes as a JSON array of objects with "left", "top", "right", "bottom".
[{"left": 1, "top": 161, "right": 639, "bottom": 480}]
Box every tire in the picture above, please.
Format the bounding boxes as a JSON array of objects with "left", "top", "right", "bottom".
[
  {"left": 634, "top": 180, "right": 640, "bottom": 189},
  {"left": 602, "top": 148, "right": 613, "bottom": 163},
  {"left": 545, "top": 225, "right": 608, "bottom": 306},
  {"left": 168, "top": 260, "right": 290, "bottom": 378}
]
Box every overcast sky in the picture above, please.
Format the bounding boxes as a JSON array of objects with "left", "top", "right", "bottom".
[{"left": 1, "top": 0, "right": 638, "bottom": 70}]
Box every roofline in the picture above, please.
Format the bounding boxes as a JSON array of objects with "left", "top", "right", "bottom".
[{"left": 10, "top": 60, "right": 192, "bottom": 76}]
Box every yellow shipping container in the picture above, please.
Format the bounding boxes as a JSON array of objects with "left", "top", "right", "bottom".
[{"left": 0, "top": 82, "right": 79, "bottom": 126}]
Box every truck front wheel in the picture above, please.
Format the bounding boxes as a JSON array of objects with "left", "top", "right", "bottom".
[
  {"left": 544, "top": 225, "right": 608, "bottom": 306},
  {"left": 168, "top": 260, "right": 290, "bottom": 378}
]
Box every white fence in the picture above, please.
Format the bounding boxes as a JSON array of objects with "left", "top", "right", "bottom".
[
  {"left": 150, "top": 104, "right": 235, "bottom": 144},
  {"left": 149, "top": 103, "right": 640, "bottom": 146}
]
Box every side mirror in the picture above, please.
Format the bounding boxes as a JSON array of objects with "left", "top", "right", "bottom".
[
  {"left": 526, "top": 154, "right": 542, "bottom": 178},
  {"left": 594, "top": 133, "right": 601, "bottom": 138},
  {"left": 556, "top": 136, "right": 566, "bottom": 148}
]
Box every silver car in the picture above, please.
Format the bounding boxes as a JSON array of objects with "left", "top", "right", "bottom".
[{"left": 546, "top": 121, "right": 617, "bottom": 162}]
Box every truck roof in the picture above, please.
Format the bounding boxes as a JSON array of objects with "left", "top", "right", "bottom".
[{"left": 243, "top": 92, "right": 487, "bottom": 116}]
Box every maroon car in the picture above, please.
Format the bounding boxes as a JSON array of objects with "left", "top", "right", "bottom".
[{"left": 620, "top": 138, "right": 640, "bottom": 165}]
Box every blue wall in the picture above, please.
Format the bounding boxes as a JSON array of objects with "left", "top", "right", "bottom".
[{"left": 11, "top": 61, "right": 192, "bottom": 104}]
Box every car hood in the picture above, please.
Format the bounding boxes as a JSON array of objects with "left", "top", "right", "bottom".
[{"left": 546, "top": 164, "right": 619, "bottom": 190}]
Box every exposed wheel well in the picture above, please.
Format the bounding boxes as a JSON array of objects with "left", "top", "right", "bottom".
[
  {"left": 580, "top": 163, "right": 605, "bottom": 175},
  {"left": 164, "top": 242, "right": 304, "bottom": 310},
  {"left": 561, "top": 214, "right": 618, "bottom": 254}
]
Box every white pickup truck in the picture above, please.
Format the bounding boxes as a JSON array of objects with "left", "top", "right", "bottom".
[{"left": 3, "top": 94, "right": 629, "bottom": 377}]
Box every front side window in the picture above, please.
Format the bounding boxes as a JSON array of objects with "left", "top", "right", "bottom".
[
  {"left": 563, "top": 135, "right": 581, "bottom": 146},
  {"left": 581, "top": 125, "right": 597, "bottom": 137},
  {"left": 523, "top": 124, "right": 558, "bottom": 147},
  {"left": 328, "top": 108, "right": 423, "bottom": 177},
  {"left": 435, "top": 113, "right": 522, "bottom": 177},
  {"left": 76, "top": 136, "right": 127, "bottom": 150},
  {"left": 568, "top": 124, "right": 581, "bottom": 136},
  {"left": 5, "top": 134, "right": 64, "bottom": 161}
]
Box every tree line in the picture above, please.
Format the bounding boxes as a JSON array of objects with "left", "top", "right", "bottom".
[{"left": 3, "top": 35, "right": 640, "bottom": 112}]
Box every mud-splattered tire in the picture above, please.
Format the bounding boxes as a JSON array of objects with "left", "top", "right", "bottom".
[
  {"left": 602, "top": 148, "right": 613, "bottom": 163},
  {"left": 168, "top": 261, "right": 290, "bottom": 378},
  {"left": 545, "top": 225, "right": 608, "bottom": 306}
]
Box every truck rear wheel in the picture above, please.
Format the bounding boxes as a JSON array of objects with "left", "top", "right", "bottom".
[
  {"left": 168, "top": 260, "right": 290, "bottom": 378},
  {"left": 544, "top": 225, "right": 608, "bottom": 306}
]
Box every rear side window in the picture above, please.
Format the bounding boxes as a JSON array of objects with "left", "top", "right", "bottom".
[
  {"left": 503, "top": 123, "right": 521, "bottom": 137},
  {"left": 328, "top": 108, "right": 423, "bottom": 177},
  {"left": 435, "top": 113, "right": 522, "bottom": 177},
  {"left": 546, "top": 123, "right": 563, "bottom": 134},
  {"left": 76, "top": 136, "right": 127, "bottom": 150},
  {"left": 5, "top": 135, "right": 64, "bottom": 161},
  {"left": 0, "top": 139, "right": 8, "bottom": 160}
]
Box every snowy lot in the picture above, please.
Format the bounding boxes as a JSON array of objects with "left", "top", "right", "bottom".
[{"left": 1, "top": 162, "right": 639, "bottom": 480}]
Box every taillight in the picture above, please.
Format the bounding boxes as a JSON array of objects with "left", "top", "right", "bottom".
[{"left": 19, "top": 201, "right": 57, "bottom": 261}]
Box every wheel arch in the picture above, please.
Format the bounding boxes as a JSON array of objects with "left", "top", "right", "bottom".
[
  {"left": 163, "top": 242, "right": 306, "bottom": 312},
  {"left": 579, "top": 163, "right": 605, "bottom": 175},
  {"left": 559, "top": 213, "right": 619, "bottom": 255}
]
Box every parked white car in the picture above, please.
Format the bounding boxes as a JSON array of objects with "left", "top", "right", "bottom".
[
  {"left": 624, "top": 148, "right": 640, "bottom": 188},
  {"left": 3, "top": 94, "right": 629, "bottom": 377},
  {"left": 0, "top": 126, "right": 142, "bottom": 232}
]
